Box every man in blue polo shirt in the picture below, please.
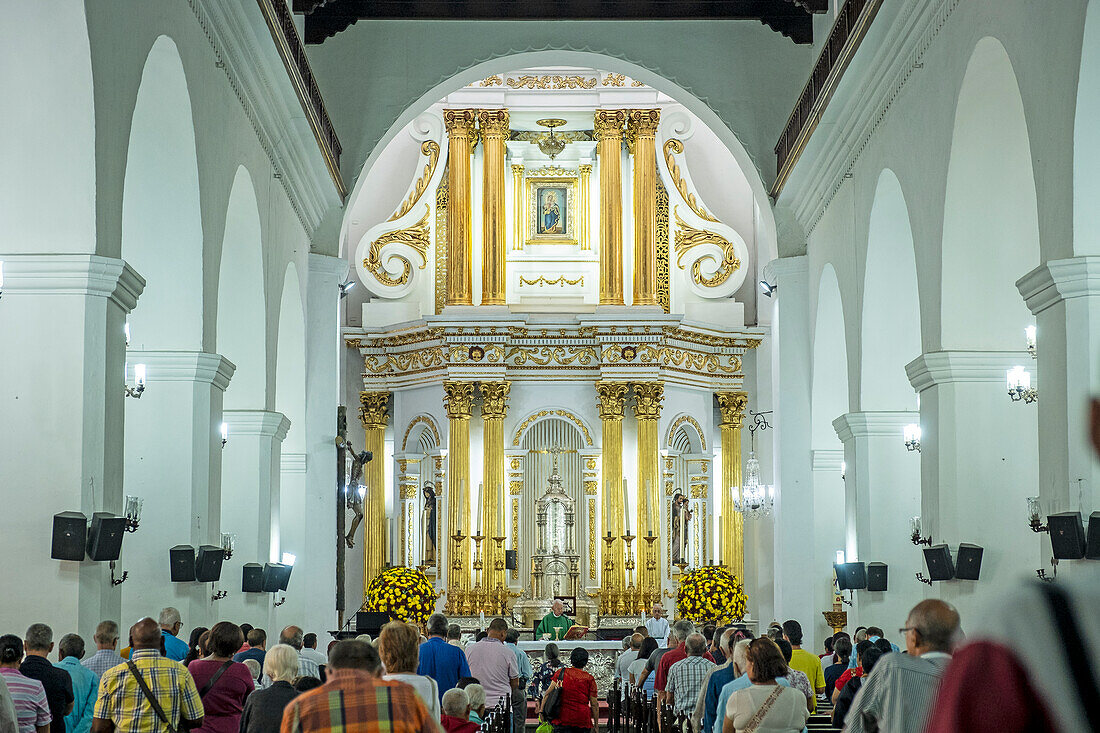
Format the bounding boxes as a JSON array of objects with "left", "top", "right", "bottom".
[
  {"left": 158, "top": 607, "right": 190, "bottom": 662},
  {"left": 418, "top": 613, "right": 470, "bottom": 702}
]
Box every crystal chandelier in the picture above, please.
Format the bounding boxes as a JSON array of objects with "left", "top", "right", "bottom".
[
  {"left": 535, "top": 118, "right": 567, "bottom": 159},
  {"left": 734, "top": 451, "right": 773, "bottom": 519}
]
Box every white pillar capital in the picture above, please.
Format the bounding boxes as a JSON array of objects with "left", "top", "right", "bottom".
[
  {"left": 282, "top": 452, "right": 307, "bottom": 474},
  {"left": 811, "top": 449, "right": 843, "bottom": 471},
  {"left": 1, "top": 253, "right": 145, "bottom": 312},
  {"left": 833, "top": 411, "right": 919, "bottom": 443},
  {"left": 125, "top": 350, "right": 236, "bottom": 391},
  {"left": 764, "top": 255, "right": 808, "bottom": 283},
  {"left": 1016, "top": 256, "right": 1100, "bottom": 315},
  {"left": 308, "top": 253, "right": 349, "bottom": 283},
  {"left": 222, "top": 409, "right": 291, "bottom": 441},
  {"left": 905, "top": 350, "right": 1029, "bottom": 393}
]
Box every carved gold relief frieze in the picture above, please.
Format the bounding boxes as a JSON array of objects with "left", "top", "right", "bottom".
[
  {"left": 480, "top": 75, "right": 503, "bottom": 86},
  {"left": 363, "top": 209, "right": 431, "bottom": 287},
  {"left": 434, "top": 178, "right": 448, "bottom": 314},
  {"left": 602, "top": 73, "right": 626, "bottom": 87},
  {"left": 509, "top": 481, "right": 523, "bottom": 495},
  {"left": 507, "top": 345, "right": 598, "bottom": 368},
  {"left": 527, "top": 165, "right": 577, "bottom": 178},
  {"left": 518, "top": 275, "right": 584, "bottom": 288},
  {"left": 690, "top": 484, "right": 707, "bottom": 499},
  {"left": 588, "top": 498, "right": 597, "bottom": 580},
  {"left": 506, "top": 75, "right": 597, "bottom": 89},
  {"left": 673, "top": 207, "right": 741, "bottom": 288},
  {"left": 584, "top": 480, "right": 598, "bottom": 496},
  {"left": 656, "top": 175, "right": 670, "bottom": 313},
  {"left": 512, "top": 498, "right": 520, "bottom": 580}
]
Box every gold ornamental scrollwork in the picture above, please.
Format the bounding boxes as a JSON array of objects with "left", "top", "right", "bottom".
[
  {"left": 588, "top": 499, "right": 597, "bottom": 580},
  {"left": 673, "top": 207, "right": 741, "bottom": 288},
  {"left": 584, "top": 480, "right": 598, "bottom": 496},
  {"left": 509, "top": 480, "right": 523, "bottom": 495},
  {"left": 401, "top": 415, "right": 442, "bottom": 452},
  {"left": 442, "top": 381, "right": 475, "bottom": 420},
  {"left": 663, "top": 140, "right": 719, "bottom": 223},
  {"left": 507, "top": 345, "right": 597, "bottom": 368},
  {"left": 527, "top": 165, "right": 577, "bottom": 178},
  {"left": 716, "top": 391, "right": 750, "bottom": 429},
  {"left": 363, "top": 209, "right": 431, "bottom": 287},
  {"left": 511, "top": 409, "right": 595, "bottom": 447},
  {"left": 480, "top": 75, "right": 503, "bottom": 87},
  {"left": 506, "top": 75, "right": 597, "bottom": 90},
  {"left": 602, "top": 73, "right": 626, "bottom": 87},
  {"left": 664, "top": 414, "right": 708, "bottom": 451},
  {"left": 359, "top": 391, "right": 390, "bottom": 430},
  {"left": 389, "top": 141, "right": 440, "bottom": 221},
  {"left": 518, "top": 275, "right": 584, "bottom": 288},
  {"left": 595, "top": 381, "right": 629, "bottom": 421}
]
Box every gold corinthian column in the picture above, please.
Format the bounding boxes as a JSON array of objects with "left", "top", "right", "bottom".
[
  {"left": 594, "top": 110, "right": 628, "bottom": 305},
  {"left": 359, "top": 391, "right": 390, "bottom": 591},
  {"left": 443, "top": 381, "right": 475, "bottom": 611},
  {"left": 444, "top": 109, "right": 477, "bottom": 306},
  {"left": 596, "top": 380, "right": 628, "bottom": 611},
  {"left": 633, "top": 382, "right": 664, "bottom": 603},
  {"left": 628, "top": 109, "right": 661, "bottom": 306},
  {"left": 479, "top": 109, "right": 509, "bottom": 304},
  {"left": 716, "top": 392, "right": 749, "bottom": 582},
  {"left": 480, "top": 381, "right": 510, "bottom": 590}
]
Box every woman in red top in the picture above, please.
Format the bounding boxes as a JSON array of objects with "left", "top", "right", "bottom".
[
  {"left": 187, "top": 622, "right": 254, "bottom": 733},
  {"left": 545, "top": 647, "right": 599, "bottom": 733}
]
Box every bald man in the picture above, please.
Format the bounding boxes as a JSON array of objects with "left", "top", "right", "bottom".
[
  {"left": 843, "top": 599, "right": 960, "bottom": 733},
  {"left": 92, "top": 618, "right": 204, "bottom": 732},
  {"left": 279, "top": 626, "right": 321, "bottom": 680},
  {"left": 534, "top": 600, "right": 572, "bottom": 641}
]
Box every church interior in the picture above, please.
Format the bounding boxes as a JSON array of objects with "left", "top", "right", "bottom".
[{"left": 3, "top": 0, "right": 1100, "bottom": 716}]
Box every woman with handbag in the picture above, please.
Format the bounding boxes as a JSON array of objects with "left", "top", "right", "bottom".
[
  {"left": 542, "top": 648, "right": 598, "bottom": 733},
  {"left": 187, "top": 622, "right": 254, "bottom": 733},
  {"left": 723, "top": 639, "right": 808, "bottom": 733}
]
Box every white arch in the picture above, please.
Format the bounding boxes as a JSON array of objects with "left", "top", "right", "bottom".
[
  {"left": 122, "top": 35, "right": 203, "bottom": 349},
  {"left": 217, "top": 166, "right": 267, "bottom": 409},
  {"left": 1074, "top": 1, "right": 1100, "bottom": 255},
  {"left": 860, "top": 169, "right": 920, "bottom": 410},
  {"left": 812, "top": 264, "right": 849, "bottom": 449},
  {"left": 276, "top": 263, "right": 306, "bottom": 453},
  {"left": 941, "top": 37, "right": 1040, "bottom": 349}
]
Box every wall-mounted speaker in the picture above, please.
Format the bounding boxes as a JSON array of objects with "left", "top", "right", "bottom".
[
  {"left": 51, "top": 512, "right": 88, "bottom": 561},
  {"left": 1049, "top": 512, "right": 1087, "bottom": 560},
  {"left": 86, "top": 513, "right": 126, "bottom": 561},
  {"left": 923, "top": 544, "right": 955, "bottom": 581},
  {"left": 262, "top": 562, "right": 291, "bottom": 592},
  {"left": 834, "top": 562, "right": 866, "bottom": 590},
  {"left": 867, "top": 562, "right": 888, "bottom": 591},
  {"left": 195, "top": 545, "right": 224, "bottom": 583},
  {"left": 955, "top": 544, "right": 984, "bottom": 580},
  {"left": 242, "top": 563, "right": 264, "bottom": 593},
  {"left": 1085, "top": 512, "right": 1100, "bottom": 560},
  {"left": 170, "top": 545, "right": 196, "bottom": 582},
  {"left": 505, "top": 550, "right": 517, "bottom": 571}
]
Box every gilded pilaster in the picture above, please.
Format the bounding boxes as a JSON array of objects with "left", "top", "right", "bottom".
[
  {"left": 511, "top": 163, "right": 525, "bottom": 250},
  {"left": 633, "top": 381, "right": 664, "bottom": 603},
  {"left": 479, "top": 110, "right": 509, "bottom": 304},
  {"left": 444, "top": 109, "right": 477, "bottom": 306},
  {"left": 628, "top": 110, "right": 661, "bottom": 306},
  {"left": 479, "top": 381, "right": 510, "bottom": 591},
  {"left": 716, "top": 392, "right": 749, "bottom": 582},
  {"left": 596, "top": 380, "right": 628, "bottom": 610},
  {"left": 443, "top": 381, "right": 475, "bottom": 610},
  {"left": 594, "top": 110, "right": 629, "bottom": 305},
  {"left": 359, "top": 391, "right": 390, "bottom": 590},
  {"left": 579, "top": 163, "right": 593, "bottom": 251}
]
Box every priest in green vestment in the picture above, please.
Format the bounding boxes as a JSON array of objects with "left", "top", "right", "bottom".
[{"left": 535, "top": 600, "right": 573, "bottom": 640}]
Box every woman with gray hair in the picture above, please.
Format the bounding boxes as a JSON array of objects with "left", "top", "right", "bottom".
[
  {"left": 464, "top": 683, "right": 487, "bottom": 725},
  {"left": 239, "top": 644, "right": 300, "bottom": 733}
]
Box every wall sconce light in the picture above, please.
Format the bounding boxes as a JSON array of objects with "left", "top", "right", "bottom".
[
  {"left": 221, "top": 532, "right": 236, "bottom": 560},
  {"left": 339, "top": 279, "right": 356, "bottom": 298},
  {"left": 1025, "top": 325, "right": 1037, "bottom": 358},
  {"left": 273, "top": 596, "right": 287, "bottom": 607},
  {"left": 123, "top": 495, "right": 143, "bottom": 533},
  {"left": 1008, "top": 366, "right": 1038, "bottom": 404},
  {"left": 915, "top": 572, "right": 933, "bottom": 586},
  {"left": 910, "top": 516, "right": 932, "bottom": 546},
  {"left": 759, "top": 280, "right": 777, "bottom": 297},
  {"left": 211, "top": 589, "right": 229, "bottom": 601},
  {"left": 220, "top": 422, "right": 229, "bottom": 447},
  {"left": 1026, "top": 496, "right": 1049, "bottom": 533},
  {"left": 125, "top": 363, "right": 146, "bottom": 399},
  {"left": 109, "top": 560, "right": 128, "bottom": 586},
  {"left": 903, "top": 424, "right": 921, "bottom": 452}
]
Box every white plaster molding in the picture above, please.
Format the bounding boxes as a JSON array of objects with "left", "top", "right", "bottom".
[
  {"left": 308, "top": 253, "right": 349, "bottom": 282},
  {"left": 0, "top": 254, "right": 145, "bottom": 313},
  {"left": 811, "top": 449, "right": 844, "bottom": 471},
  {"left": 1016, "top": 256, "right": 1100, "bottom": 316},
  {"left": 764, "top": 255, "right": 808, "bottom": 281},
  {"left": 832, "top": 411, "right": 917, "bottom": 443},
  {"left": 905, "top": 350, "right": 1028, "bottom": 393},
  {"left": 125, "top": 350, "right": 236, "bottom": 391},
  {"left": 281, "top": 452, "right": 308, "bottom": 474},
  {"left": 222, "top": 409, "right": 291, "bottom": 440}
]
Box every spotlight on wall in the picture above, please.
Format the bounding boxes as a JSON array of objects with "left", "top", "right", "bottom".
[
  {"left": 123, "top": 495, "right": 143, "bottom": 533},
  {"left": 221, "top": 532, "right": 236, "bottom": 560},
  {"left": 909, "top": 516, "right": 932, "bottom": 546},
  {"left": 220, "top": 422, "right": 229, "bottom": 448},
  {"left": 1007, "top": 366, "right": 1038, "bottom": 404},
  {"left": 339, "top": 279, "right": 356, "bottom": 298},
  {"left": 1025, "top": 325, "right": 1037, "bottom": 358},
  {"left": 124, "top": 363, "right": 147, "bottom": 399},
  {"left": 759, "top": 280, "right": 777, "bottom": 297},
  {"left": 903, "top": 424, "right": 921, "bottom": 453},
  {"left": 281, "top": 552, "right": 296, "bottom": 567}
]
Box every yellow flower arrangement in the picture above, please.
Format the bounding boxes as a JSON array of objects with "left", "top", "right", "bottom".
[
  {"left": 676, "top": 566, "right": 747, "bottom": 624},
  {"left": 365, "top": 567, "right": 438, "bottom": 626}
]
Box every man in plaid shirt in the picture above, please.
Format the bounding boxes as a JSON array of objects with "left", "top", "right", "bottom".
[
  {"left": 281, "top": 640, "right": 437, "bottom": 733},
  {"left": 665, "top": 634, "right": 715, "bottom": 725},
  {"left": 91, "top": 618, "right": 204, "bottom": 732}
]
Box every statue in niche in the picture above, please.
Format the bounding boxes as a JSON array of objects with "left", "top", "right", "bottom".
[
  {"left": 422, "top": 483, "right": 437, "bottom": 565},
  {"left": 671, "top": 491, "right": 692, "bottom": 566}
]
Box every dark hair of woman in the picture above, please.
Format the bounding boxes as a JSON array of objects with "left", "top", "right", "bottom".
[
  {"left": 774, "top": 638, "right": 794, "bottom": 663},
  {"left": 745, "top": 638, "right": 788, "bottom": 683},
  {"left": 569, "top": 647, "right": 589, "bottom": 669},
  {"left": 183, "top": 626, "right": 210, "bottom": 666},
  {"left": 637, "top": 636, "right": 660, "bottom": 661},
  {"left": 206, "top": 622, "right": 244, "bottom": 659},
  {"left": 874, "top": 637, "right": 893, "bottom": 655},
  {"left": 861, "top": 647, "right": 884, "bottom": 675},
  {"left": 295, "top": 676, "right": 323, "bottom": 693},
  {"left": 544, "top": 643, "right": 562, "bottom": 667},
  {"left": 457, "top": 676, "right": 480, "bottom": 689},
  {"left": 833, "top": 636, "right": 853, "bottom": 662},
  {"left": 0, "top": 635, "right": 23, "bottom": 664}
]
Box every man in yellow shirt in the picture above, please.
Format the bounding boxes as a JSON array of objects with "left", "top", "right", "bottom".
[{"left": 782, "top": 620, "right": 825, "bottom": 713}]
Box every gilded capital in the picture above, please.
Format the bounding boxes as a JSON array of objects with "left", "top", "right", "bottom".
[
  {"left": 477, "top": 109, "right": 510, "bottom": 138},
  {"left": 632, "top": 382, "right": 665, "bottom": 420},
  {"left": 593, "top": 109, "right": 628, "bottom": 141},
  {"left": 627, "top": 109, "right": 662, "bottom": 139},
  {"left": 716, "top": 391, "right": 750, "bottom": 428},
  {"left": 511, "top": 163, "right": 525, "bottom": 176},
  {"left": 579, "top": 163, "right": 593, "bottom": 177},
  {"left": 480, "top": 381, "right": 512, "bottom": 420},
  {"left": 595, "top": 380, "right": 629, "bottom": 421},
  {"left": 443, "top": 109, "right": 478, "bottom": 138},
  {"left": 359, "top": 391, "right": 390, "bottom": 430},
  {"left": 442, "top": 381, "right": 475, "bottom": 420}
]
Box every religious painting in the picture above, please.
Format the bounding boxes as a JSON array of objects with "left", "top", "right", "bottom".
[
  {"left": 526, "top": 177, "right": 577, "bottom": 245},
  {"left": 421, "top": 483, "right": 437, "bottom": 565}
]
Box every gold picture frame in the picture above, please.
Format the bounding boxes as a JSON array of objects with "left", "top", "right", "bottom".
[{"left": 526, "top": 177, "right": 577, "bottom": 246}]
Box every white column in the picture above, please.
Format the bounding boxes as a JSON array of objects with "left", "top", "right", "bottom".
[
  {"left": 1017, "top": 258, "right": 1100, "bottom": 529},
  {"left": 768, "top": 256, "right": 817, "bottom": 645},
  {"left": 833, "top": 412, "right": 921, "bottom": 630},
  {"left": 906, "top": 351, "right": 1039, "bottom": 620},
  {"left": 220, "top": 409, "right": 290, "bottom": 629},
  {"left": 811, "top": 448, "right": 845, "bottom": 640},
  {"left": 301, "top": 254, "right": 346, "bottom": 632},
  {"left": 0, "top": 255, "right": 143, "bottom": 635},
  {"left": 275, "top": 452, "right": 308, "bottom": 627},
  {"left": 121, "top": 351, "right": 235, "bottom": 629}
]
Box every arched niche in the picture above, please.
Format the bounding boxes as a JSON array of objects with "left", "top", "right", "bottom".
[
  {"left": 276, "top": 264, "right": 306, "bottom": 453},
  {"left": 812, "top": 264, "right": 850, "bottom": 449},
  {"left": 1073, "top": 0, "right": 1100, "bottom": 255}
]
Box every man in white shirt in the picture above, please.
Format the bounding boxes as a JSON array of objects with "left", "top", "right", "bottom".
[
  {"left": 644, "top": 604, "right": 670, "bottom": 643},
  {"left": 300, "top": 633, "right": 328, "bottom": 667},
  {"left": 616, "top": 633, "right": 642, "bottom": 699}
]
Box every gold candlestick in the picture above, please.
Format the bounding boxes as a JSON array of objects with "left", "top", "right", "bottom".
[
  {"left": 622, "top": 533, "right": 637, "bottom": 615},
  {"left": 643, "top": 534, "right": 659, "bottom": 607},
  {"left": 449, "top": 531, "right": 468, "bottom": 615},
  {"left": 471, "top": 533, "right": 485, "bottom": 615}
]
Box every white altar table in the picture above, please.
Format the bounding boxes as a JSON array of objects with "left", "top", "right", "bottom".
[{"left": 518, "top": 640, "right": 624, "bottom": 695}]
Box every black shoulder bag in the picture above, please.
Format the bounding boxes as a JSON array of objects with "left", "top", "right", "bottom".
[
  {"left": 126, "top": 660, "right": 179, "bottom": 733},
  {"left": 199, "top": 660, "right": 235, "bottom": 698},
  {"left": 542, "top": 668, "right": 565, "bottom": 720}
]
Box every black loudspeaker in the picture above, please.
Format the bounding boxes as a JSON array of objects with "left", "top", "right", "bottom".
[
  {"left": 86, "top": 513, "right": 126, "bottom": 561},
  {"left": 505, "top": 550, "right": 517, "bottom": 571},
  {"left": 242, "top": 563, "right": 264, "bottom": 592},
  {"left": 923, "top": 544, "right": 955, "bottom": 581},
  {"left": 195, "top": 545, "right": 224, "bottom": 582},
  {"left": 955, "top": 544, "right": 983, "bottom": 580},
  {"left": 1049, "top": 512, "right": 1087, "bottom": 560},
  {"left": 834, "top": 562, "right": 866, "bottom": 590},
  {"left": 262, "top": 563, "right": 291, "bottom": 592},
  {"left": 356, "top": 611, "right": 390, "bottom": 637},
  {"left": 170, "top": 545, "right": 197, "bottom": 582},
  {"left": 1085, "top": 512, "right": 1100, "bottom": 560},
  {"left": 51, "top": 512, "right": 88, "bottom": 561},
  {"left": 867, "top": 562, "right": 888, "bottom": 591}
]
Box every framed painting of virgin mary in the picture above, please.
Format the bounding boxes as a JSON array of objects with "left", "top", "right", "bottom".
[{"left": 526, "top": 178, "right": 576, "bottom": 245}]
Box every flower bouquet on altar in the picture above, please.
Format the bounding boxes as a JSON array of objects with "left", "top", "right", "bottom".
[
  {"left": 676, "top": 566, "right": 747, "bottom": 624},
  {"left": 365, "top": 566, "right": 438, "bottom": 626}
]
